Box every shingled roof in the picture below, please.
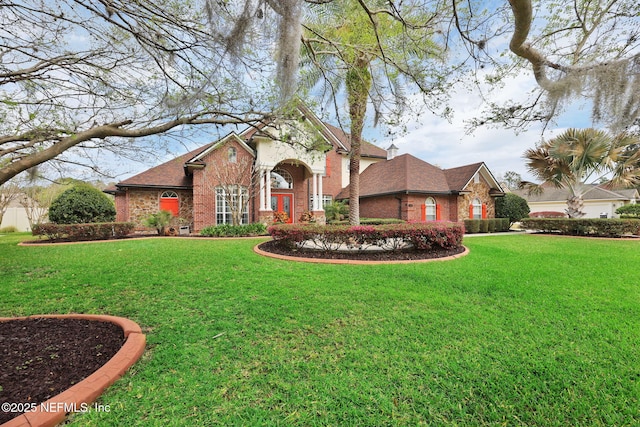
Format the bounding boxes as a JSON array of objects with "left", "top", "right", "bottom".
[
  {"left": 112, "top": 103, "right": 388, "bottom": 191},
  {"left": 337, "top": 154, "right": 499, "bottom": 199},
  {"left": 443, "top": 162, "right": 485, "bottom": 190},
  {"left": 113, "top": 142, "right": 218, "bottom": 190}
]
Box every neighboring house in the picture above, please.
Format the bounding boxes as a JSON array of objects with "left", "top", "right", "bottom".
[
  {"left": 107, "top": 102, "right": 504, "bottom": 232},
  {"left": 512, "top": 184, "right": 639, "bottom": 218}
]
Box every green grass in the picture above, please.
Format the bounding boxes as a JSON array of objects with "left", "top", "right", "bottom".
[{"left": 1, "top": 233, "right": 639, "bottom": 426}]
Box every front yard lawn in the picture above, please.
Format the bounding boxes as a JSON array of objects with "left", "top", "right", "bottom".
[{"left": 1, "top": 233, "right": 639, "bottom": 426}]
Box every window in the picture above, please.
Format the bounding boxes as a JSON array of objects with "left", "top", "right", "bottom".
[
  {"left": 216, "top": 186, "right": 249, "bottom": 224},
  {"left": 271, "top": 168, "right": 293, "bottom": 189},
  {"left": 425, "top": 197, "right": 437, "bottom": 221},
  {"left": 159, "top": 191, "right": 179, "bottom": 216},
  {"left": 471, "top": 198, "right": 485, "bottom": 219},
  {"left": 228, "top": 147, "right": 237, "bottom": 163},
  {"left": 309, "top": 195, "right": 332, "bottom": 210}
]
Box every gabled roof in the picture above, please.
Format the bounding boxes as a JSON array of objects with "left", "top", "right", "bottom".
[
  {"left": 444, "top": 162, "right": 484, "bottom": 190},
  {"left": 187, "top": 132, "right": 255, "bottom": 164},
  {"left": 114, "top": 142, "right": 217, "bottom": 190},
  {"left": 345, "top": 154, "right": 450, "bottom": 198},
  {"left": 239, "top": 102, "right": 387, "bottom": 159},
  {"left": 337, "top": 154, "right": 503, "bottom": 199},
  {"left": 112, "top": 101, "right": 389, "bottom": 191},
  {"left": 513, "top": 184, "right": 639, "bottom": 202}
]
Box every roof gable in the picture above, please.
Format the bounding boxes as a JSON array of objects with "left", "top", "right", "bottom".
[
  {"left": 187, "top": 132, "right": 255, "bottom": 164},
  {"left": 240, "top": 101, "right": 388, "bottom": 159},
  {"left": 116, "top": 142, "right": 218, "bottom": 189},
  {"left": 444, "top": 162, "right": 503, "bottom": 193}
]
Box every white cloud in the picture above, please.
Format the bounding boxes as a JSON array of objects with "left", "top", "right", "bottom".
[{"left": 383, "top": 71, "right": 588, "bottom": 182}]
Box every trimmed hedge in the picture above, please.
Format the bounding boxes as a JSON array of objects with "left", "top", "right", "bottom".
[
  {"left": 529, "top": 211, "right": 567, "bottom": 218},
  {"left": 268, "top": 222, "right": 464, "bottom": 252},
  {"left": 32, "top": 222, "right": 135, "bottom": 242},
  {"left": 463, "top": 218, "right": 510, "bottom": 234},
  {"left": 200, "top": 223, "right": 267, "bottom": 237},
  {"left": 520, "top": 218, "right": 640, "bottom": 237}
]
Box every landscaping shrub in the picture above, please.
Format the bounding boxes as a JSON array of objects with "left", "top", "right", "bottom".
[
  {"left": 268, "top": 222, "right": 464, "bottom": 252},
  {"left": 324, "top": 201, "right": 348, "bottom": 222},
  {"left": 529, "top": 211, "right": 567, "bottom": 218},
  {"left": 520, "top": 218, "right": 640, "bottom": 237},
  {"left": 496, "top": 193, "right": 530, "bottom": 225},
  {"left": 464, "top": 219, "right": 480, "bottom": 234},
  {"left": 298, "top": 211, "right": 315, "bottom": 223},
  {"left": 497, "top": 218, "right": 511, "bottom": 231},
  {"left": 615, "top": 204, "right": 640, "bottom": 218},
  {"left": 200, "top": 223, "right": 267, "bottom": 237},
  {"left": 0, "top": 226, "right": 18, "bottom": 233},
  {"left": 464, "top": 218, "right": 511, "bottom": 233},
  {"left": 48, "top": 185, "right": 116, "bottom": 224},
  {"left": 144, "top": 210, "right": 174, "bottom": 235},
  {"left": 32, "top": 222, "right": 135, "bottom": 242}
]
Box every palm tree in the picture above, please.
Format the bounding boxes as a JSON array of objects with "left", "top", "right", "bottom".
[
  {"left": 300, "top": 1, "right": 445, "bottom": 224},
  {"left": 523, "top": 128, "right": 640, "bottom": 218}
]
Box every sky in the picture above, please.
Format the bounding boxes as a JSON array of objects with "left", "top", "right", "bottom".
[{"left": 373, "top": 72, "right": 588, "bottom": 184}]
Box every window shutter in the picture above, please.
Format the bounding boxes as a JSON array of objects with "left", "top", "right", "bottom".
[
  {"left": 160, "top": 198, "right": 179, "bottom": 216},
  {"left": 469, "top": 204, "right": 474, "bottom": 219},
  {"left": 482, "top": 203, "right": 487, "bottom": 219},
  {"left": 420, "top": 204, "right": 426, "bottom": 222},
  {"left": 436, "top": 204, "right": 442, "bottom": 220}
]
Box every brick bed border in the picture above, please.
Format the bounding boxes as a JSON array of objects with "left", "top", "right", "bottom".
[
  {"left": 0, "top": 314, "right": 146, "bottom": 427},
  {"left": 253, "top": 243, "right": 469, "bottom": 265}
]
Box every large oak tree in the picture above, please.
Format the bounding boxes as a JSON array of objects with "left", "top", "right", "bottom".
[
  {"left": 0, "top": 0, "right": 278, "bottom": 186},
  {"left": 2, "top": 0, "right": 638, "bottom": 189}
]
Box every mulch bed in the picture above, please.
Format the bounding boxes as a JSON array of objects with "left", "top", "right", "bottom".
[
  {"left": 0, "top": 318, "right": 125, "bottom": 424},
  {"left": 257, "top": 240, "right": 466, "bottom": 261}
]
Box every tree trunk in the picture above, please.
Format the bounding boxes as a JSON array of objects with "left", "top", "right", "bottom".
[
  {"left": 346, "top": 58, "right": 372, "bottom": 226},
  {"left": 565, "top": 196, "right": 585, "bottom": 218}
]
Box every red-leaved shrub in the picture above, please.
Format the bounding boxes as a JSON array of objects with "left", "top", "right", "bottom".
[
  {"left": 32, "top": 222, "right": 135, "bottom": 242},
  {"left": 268, "top": 222, "right": 464, "bottom": 252}
]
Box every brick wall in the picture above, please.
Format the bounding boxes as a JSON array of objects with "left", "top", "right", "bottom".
[
  {"left": 322, "top": 149, "right": 344, "bottom": 200},
  {"left": 360, "top": 194, "right": 457, "bottom": 221},
  {"left": 360, "top": 195, "right": 403, "bottom": 219},
  {"left": 192, "top": 138, "right": 255, "bottom": 231}
]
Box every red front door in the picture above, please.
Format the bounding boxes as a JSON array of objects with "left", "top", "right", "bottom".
[{"left": 271, "top": 194, "right": 293, "bottom": 223}]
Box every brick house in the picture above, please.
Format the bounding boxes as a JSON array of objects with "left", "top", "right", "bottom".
[
  {"left": 337, "top": 152, "right": 504, "bottom": 222},
  {"left": 107, "top": 103, "right": 504, "bottom": 232}
]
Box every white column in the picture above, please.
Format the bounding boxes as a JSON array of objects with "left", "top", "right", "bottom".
[
  {"left": 266, "top": 168, "right": 273, "bottom": 211},
  {"left": 312, "top": 173, "right": 318, "bottom": 210},
  {"left": 318, "top": 174, "right": 324, "bottom": 211},
  {"left": 259, "top": 169, "right": 266, "bottom": 210}
]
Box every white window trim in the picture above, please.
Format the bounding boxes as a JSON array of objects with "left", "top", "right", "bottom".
[{"left": 216, "top": 186, "right": 249, "bottom": 224}]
